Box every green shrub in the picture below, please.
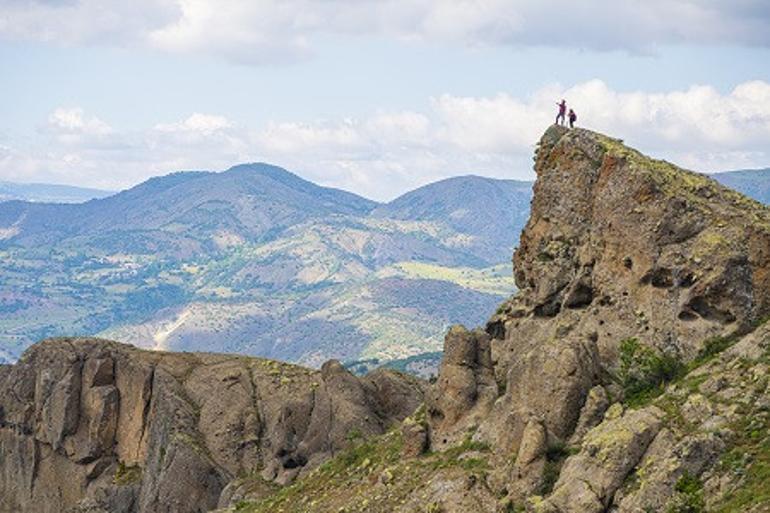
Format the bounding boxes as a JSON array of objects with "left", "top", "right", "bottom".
[
  {"left": 618, "top": 338, "right": 685, "bottom": 407},
  {"left": 113, "top": 461, "right": 142, "bottom": 485},
  {"left": 346, "top": 429, "right": 363, "bottom": 443},
  {"left": 539, "top": 460, "right": 561, "bottom": 496},
  {"left": 690, "top": 335, "right": 736, "bottom": 368},
  {"left": 699, "top": 336, "right": 733, "bottom": 359}
]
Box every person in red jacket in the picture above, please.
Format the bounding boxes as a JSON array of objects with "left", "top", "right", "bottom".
[{"left": 555, "top": 99, "right": 567, "bottom": 125}]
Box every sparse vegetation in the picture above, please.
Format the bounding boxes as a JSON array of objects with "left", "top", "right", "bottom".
[
  {"left": 713, "top": 394, "right": 770, "bottom": 512},
  {"left": 666, "top": 472, "right": 704, "bottom": 513},
  {"left": 538, "top": 441, "right": 576, "bottom": 496},
  {"left": 617, "top": 338, "right": 686, "bottom": 408},
  {"left": 233, "top": 428, "right": 493, "bottom": 513},
  {"left": 690, "top": 335, "right": 736, "bottom": 368},
  {"left": 346, "top": 429, "right": 364, "bottom": 443},
  {"left": 113, "top": 462, "right": 142, "bottom": 486}
]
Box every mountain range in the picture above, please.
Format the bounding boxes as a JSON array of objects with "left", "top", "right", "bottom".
[
  {"left": 0, "top": 180, "right": 114, "bottom": 203},
  {"left": 710, "top": 168, "right": 770, "bottom": 204},
  {"left": 0, "top": 166, "right": 531, "bottom": 368},
  {"left": 0, "top": 165, "right": 767, "bottom": 369}
]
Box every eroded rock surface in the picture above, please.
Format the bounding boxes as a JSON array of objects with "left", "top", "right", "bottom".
[
  {"left": 0, "top": 338, "right": 424, "bottom": 513},
  {"left": 421, "top": 126, "right": 770, "bottom": 510},
  {"left": 426, "top": 325, "right": 497, "bottom": 449}
]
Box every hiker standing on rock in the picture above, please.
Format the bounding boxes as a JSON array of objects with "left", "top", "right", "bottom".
[
  {"left": 569, "top": 108, "right": 577, "bottom": 128},
  {"left": 555, "top": 99, "right": 567, "bottom": 126}
]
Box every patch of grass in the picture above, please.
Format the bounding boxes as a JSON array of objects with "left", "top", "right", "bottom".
[
  {"left": 387, "top": 261, "right": 516, "bottom": 296},
  {"left": 346, "top": 428, "right": 364, "bottom": 443},
  {"left": 713, "top": 403, "right": 770, "bottom": 512},
  {"left": 429, "top": 436, "right": 491, "bottom": 472},
  {"left": 698, "top": 335, "right": 734, "bottom": 360},
  {"left": 617, "top": 338, "right": 686, "bottom": 408},
  {"left": 666, "top": 471, "right": 704, "bottom": 513},
  {"left": 688, "top": 334, "right": 739, "bottom": 370},
  {"left": 539, "top": 460, "right": 561, "bottom": 496},
  {"left": 752, "top": 313, "right": 770, "bottom": 330},
  {"left": 235, "top": 428, "right": 495, "bottom": 513},
  {"left": 685, "top": 306, "right": 770, "bottom": 372},
  {"left": 621, "top": 469, "right": 641, "bottom": 495}
]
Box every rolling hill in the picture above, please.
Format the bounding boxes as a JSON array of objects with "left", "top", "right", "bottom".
[
  {"left": 0, "top": 165, "right": 530, "bottom": 366},
  {"left": 371, "top": 175, "right": 533, "bottom": 263}
]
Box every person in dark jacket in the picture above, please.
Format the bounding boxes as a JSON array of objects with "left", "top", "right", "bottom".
[{"left": 568, "top": 108, "right": 577, "bottom": 128}]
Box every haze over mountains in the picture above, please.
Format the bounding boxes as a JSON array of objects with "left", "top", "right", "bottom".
[
  {"left": 0, "top": 165, "right": 531, "bottom": 367},
  {"left": 0, "top": 180, "right": 114, "bottom": 203},
  {"left": 710, "top": 168, "right": 770, "bottom": 204},
  {"left": 0, "top": 165, "right": 767, "bottom": 368}
]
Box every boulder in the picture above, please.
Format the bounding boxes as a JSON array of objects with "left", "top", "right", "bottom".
[{"left": 426, "top": 325, "right": 498, "bottom": 450}]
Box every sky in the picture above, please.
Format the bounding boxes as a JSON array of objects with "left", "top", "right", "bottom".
[{"left": 1, "top": 1, "right": 770, "bottom": 201}]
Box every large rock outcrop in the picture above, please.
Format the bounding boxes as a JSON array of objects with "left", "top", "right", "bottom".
[
  {"left": 426, "top": 325, "right": 498, "bottom": 449},
  {"left": 427, "top": 126, "right": 770, "bottom": 503},
  {"left": 504, "top": 126, "right": 770, "bottom": 353},
  {"left": 0, "top": 338, "right": 424, "bottom": 513}
]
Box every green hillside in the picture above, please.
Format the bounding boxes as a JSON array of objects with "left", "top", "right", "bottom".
[{"left": 0, "top": 165, "right": 523, "bottom": 366}]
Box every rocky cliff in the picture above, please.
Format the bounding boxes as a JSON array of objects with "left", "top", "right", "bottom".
[
  {"left": 447, "top": 125, "right": 770, "bottom": 501},
  {"left": 0, "top": 338, "right": 424, "bottom": 512},
  {"left": 425, "top": 126, "right": 770, "bottom": 510}
]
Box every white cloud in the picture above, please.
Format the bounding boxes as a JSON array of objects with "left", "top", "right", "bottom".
[
  {"left": 1, "top": 1, "right": 769, "bottom": 63},
  {"left": 46, "top": 107, "right": 113, "bottom": 136},
  {"left": 153, "top": 113, "right": 232, "bottom": 134},
  {"left": 0, "top": 0, "right": 178, "bottom": 45},
  {"left": 2, "top": 80, "right": 770, "bottom": 199}
]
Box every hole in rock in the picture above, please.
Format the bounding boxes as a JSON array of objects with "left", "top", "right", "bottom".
[{"left": 641, "top": 267, "right": 674, "bottom": 288}]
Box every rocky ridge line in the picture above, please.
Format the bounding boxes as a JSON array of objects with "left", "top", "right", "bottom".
[{"left": 0, "top": 338, "right": 424, "bottom": 512}]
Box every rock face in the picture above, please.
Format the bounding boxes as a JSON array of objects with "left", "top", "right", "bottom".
[
  {"left": 426, "top": 325, "right": 498, "bottom": 449},
  {"left": 460, "top": 126, "right": 770, "bottom": 499},
  {"left": 497, "top": 127, "right": 770, "bottom": 363},
  {"left": 418, "top": 127, "right": 770, "bottom": 509},
  {"left": 0, "top": 338, "right": 424, "bottom": 513},
  {"left": 537, "top": 406, "right": 665, "bottom": 513}
]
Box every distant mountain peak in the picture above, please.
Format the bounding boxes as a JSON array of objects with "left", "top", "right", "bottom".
[
  {"left": 0, "top": 180, "right": 115, "bottom": 204},
  {"left": 711, "top": 167, "right": 770, "bottom": 204},
  {"left": 224, "top": 162, "right": 300, "bottom": 179}
]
